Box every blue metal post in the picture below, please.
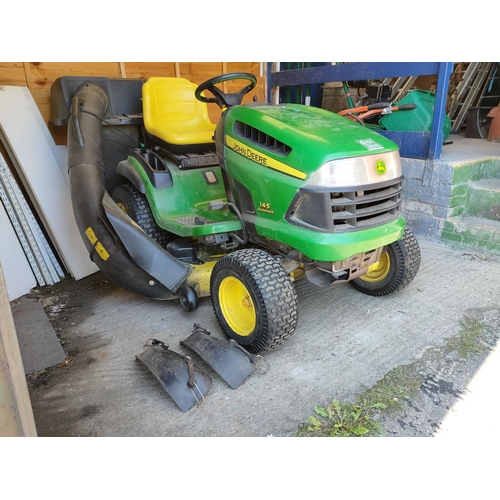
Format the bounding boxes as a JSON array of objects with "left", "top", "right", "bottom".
[
  {"left": 266, "top": 62, "right": 273, "bottom": 103},
  {"left": 428, "top": 62, "right": 453, "bottom": 161}
]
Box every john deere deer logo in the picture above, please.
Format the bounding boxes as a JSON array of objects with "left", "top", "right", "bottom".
[{"left": 375, "top": 160, "right": 386, "bottom": 175}]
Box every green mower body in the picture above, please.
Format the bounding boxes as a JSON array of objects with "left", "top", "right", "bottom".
[{"left": 126, "top": 103, "right": 406, "bottom": 262}]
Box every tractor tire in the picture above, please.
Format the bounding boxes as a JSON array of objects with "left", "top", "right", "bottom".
[
  {"left": 349, "top": 227, "right": 421, "bottom": 296},
  {"left": 210, "top": 248, "right": 298, "bottom": 354},
  {"left": 112, "top": 184, "right": 170, "bottom": 249}
]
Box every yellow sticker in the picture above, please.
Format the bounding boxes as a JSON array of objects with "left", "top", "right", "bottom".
[
  {"left": 85, "top": 227, "right": 98, "bottom": 245},
  {"left": 85, "top": 226, "right": 110, "bottom": 261},
  {"left": 95, "top": 242, "right": 110, "bottom": 261},
  {"left": 226, "top": 136, "right": 306, "bottom": 180}
]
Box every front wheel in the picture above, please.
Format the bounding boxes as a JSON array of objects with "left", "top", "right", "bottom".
[
  {"left": 210, "top": 248, "right": 298, "bottom": 354},
  {"left": 350, "top": 227, "right": 421, "bottom": 296}
]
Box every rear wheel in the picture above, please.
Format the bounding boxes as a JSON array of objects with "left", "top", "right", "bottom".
[
  {"left": 350, "top": 227, "right": 421, "bottom": 296},
  {"left": 112, "top": 184, "right": 171, "bottom": 248},
  {"left": 210, "top": 248, "right": 298, "bottom": 354}
]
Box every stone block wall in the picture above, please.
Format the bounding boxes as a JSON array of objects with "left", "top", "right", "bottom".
[
  {"left": 400, "top": 158, "right": 454, "bottom": 238},
  {"left": 401, "top": 156, "right": 500, "bottom": 253}
]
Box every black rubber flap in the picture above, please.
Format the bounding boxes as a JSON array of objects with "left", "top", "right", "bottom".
[
  {"left": 136, "top": 343, "right": 211, "bottom": 412},
  {"left": 102, "top": 192, "right": 190, "bottom": 293},
  {"left": 180, "top": 327, "right": 260, "bottom": 389}
]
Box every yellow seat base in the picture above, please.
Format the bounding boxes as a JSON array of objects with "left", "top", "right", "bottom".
[{"left": 142, "top": 77, "right": 216, "bottom": 148}]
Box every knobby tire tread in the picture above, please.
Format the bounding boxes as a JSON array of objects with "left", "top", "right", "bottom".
[
  {"left": 350, "top": 227, "right": 421, "bottom": 297},
  {"left": 212, "top": 248, "right": 298, "bottom": 353},
  {"left": 112, "top": 184, "right": 170, "bottom": 249}
]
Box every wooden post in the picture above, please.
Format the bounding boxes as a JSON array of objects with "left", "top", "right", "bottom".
[
  {"left": 22, "top": 63, "right": 35, "bottom": 94},
  {"left": 0, "top": 263, "right": 37, "bottom": 436},
  {"left": 119, "top": 62, "right": 127, "bottom": 78},
  {"left": 222, "top": 62, "right": 228, "bottom": 93}
]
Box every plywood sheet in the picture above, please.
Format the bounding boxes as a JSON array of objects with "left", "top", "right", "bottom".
[
  {"left": 123, "top": 62, "right": 177, "bottom": 79},
  {"left": 0, "top": 62, "right": 26, "bottom": 86}
]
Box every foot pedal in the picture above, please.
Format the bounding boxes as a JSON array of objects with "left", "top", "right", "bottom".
[
  {"left": 180, "top": 324, "right": 269, "bottom": 389},
  {"left": 136, "top": 339, "right": 211, "bottom": 412}
]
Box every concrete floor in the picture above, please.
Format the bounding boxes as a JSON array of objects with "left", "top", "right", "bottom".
[
  {"left": 24, "top": 236, "right": 500, "bottom": 437},
  {"left": 440, "top": 132, "right": 500, "bottom": 163}
]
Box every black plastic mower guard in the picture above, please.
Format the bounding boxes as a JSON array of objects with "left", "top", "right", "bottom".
[
  {"left": 136, "top": 341, "right": 212, "bottom": 412},
  {"left": 66, "top": 81, "right": 190, "bottom": 298},
  {"left": 181, "top": 324, "right": 269, "bottom": 389}
]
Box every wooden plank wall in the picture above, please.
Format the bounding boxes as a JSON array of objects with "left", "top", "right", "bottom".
[{"left": 0, "top": 62, "right": 265, "bottom": 145}]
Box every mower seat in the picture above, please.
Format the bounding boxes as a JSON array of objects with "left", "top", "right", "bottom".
[{"left": 142, "top": 77, "right": 216, "bottom": 154}]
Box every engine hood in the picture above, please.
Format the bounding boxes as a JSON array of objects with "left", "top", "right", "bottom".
[{"left": 223, "top": 103, "right": 399, "bottom": 178}]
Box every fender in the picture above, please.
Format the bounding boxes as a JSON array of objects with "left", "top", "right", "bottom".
[{"left": 117, "top": 159, "right": 146, "bottom": 194}]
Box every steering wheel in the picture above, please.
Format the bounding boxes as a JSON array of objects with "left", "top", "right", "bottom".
[{"left": 195, "top": 72, "right": 257, "bottom": 109}]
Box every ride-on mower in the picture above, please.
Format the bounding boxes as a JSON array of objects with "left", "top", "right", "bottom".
[{"left": 51, "top": 72, "right": 421, "bottom": 354}]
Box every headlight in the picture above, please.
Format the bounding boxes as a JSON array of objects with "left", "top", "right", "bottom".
[{"left": 307, "top": 151, "right": 402, "bottom": 188}]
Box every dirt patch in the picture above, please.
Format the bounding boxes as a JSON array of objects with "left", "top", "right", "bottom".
[
  {"left": 25, "top": 272, "right": 114, "bottom": 332},
  {"left": 20, "top": 272, "right": 115, "bottom": 390}
]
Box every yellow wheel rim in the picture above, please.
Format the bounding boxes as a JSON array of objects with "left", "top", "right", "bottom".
[
  {"left": 219, "top": 276, "right": 256, "bottom": 336},
  {"left": 359, "top": 252, "right": 390, "bottom": 283}
]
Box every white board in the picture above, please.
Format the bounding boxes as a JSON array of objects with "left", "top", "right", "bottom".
[
  {"left": 0, "top": 201, "right": 37, "bottom": 301},
  {"left": 0, "top": 86, "right": 98, "bottom": 280}
]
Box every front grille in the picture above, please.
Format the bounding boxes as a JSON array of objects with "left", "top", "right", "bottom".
[
  {"left": 288, "top": 179, "right": 402, "bottom": 233},
  {"left": 330, "top": 181, "right": 402, "bottom": 231}
]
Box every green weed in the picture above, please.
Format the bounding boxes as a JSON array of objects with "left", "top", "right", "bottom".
[
  {"left": 358, "top": 365, "right": 423, "bottom": 410},
  {"left": 444, "top": 316, "right": 488, "bottom": 358},
  {"left": 295, "top": 399, "right": 384, "bottom": 437}
]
